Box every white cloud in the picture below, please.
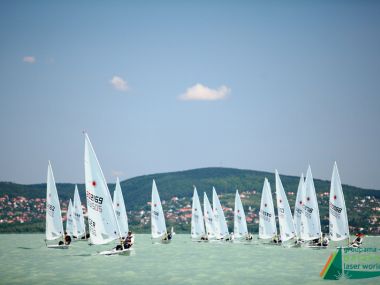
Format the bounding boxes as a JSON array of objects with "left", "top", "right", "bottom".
[
  {"left": 111, "top": 170, "right": 124, "bottom": 177},
  {"left": 179, "top": 83, "right": 230, "bottom": 101},
  {"left": 110, "top": 76, "right": 128, "bottom": 92},
  {"left": 23, "top": 56, "right": 36, "bottom": 64}
]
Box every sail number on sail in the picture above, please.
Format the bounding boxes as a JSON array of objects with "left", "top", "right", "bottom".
[
  {"left": 329, "top": 202, "right": 342, "bottom": 215},
  {"left": 86, "top": 190, "right": 103, "bottom": 212},
  {"left": 88, "top": 218, "right": 96, "bottom": 236},
  {"left": 260, "top": 210, "right": 272, "bottom": 222},
  {"left": 46, "top": 203, "right": 55, "bottom": 217},
  {"left": 303, "top": 205, "right": 313, "bottom": 217}
]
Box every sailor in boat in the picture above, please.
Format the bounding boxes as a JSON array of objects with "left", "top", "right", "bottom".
[
  {"left": 311, "top": 234, "right": 329, "bottom": 247},
  {"left": 311, "top": 237, "right": 320, "bottom": 246},
  {"left": 272, "top": 235, "right": 282, "bottom": 244},
  {"left": 318, "top": 234, "right": 329, "bottom": 247},
  {"left": 225, "top": 232, "right": 234, "bottom": 242},
  {"left": 350, "top": 233, "right": 364, "bottom": 248},
  {"left": 124, "top": 231, "right": 135, "bottom": 249},
  {"left": 245, "top": 233, "right": 253, "bottom": 241},
  {"left": 294, "top": 238, "right": 303, "bottom": 245},
  {"left": 58, "top": 232, "right": 71, "bottom": 246},
  {"left": 64, "top": 231, "right": 72, "bottom": 245},
  {"left": 162, "top": 229, "right": 173, "bottom": 241},
  {"left": 115, "top": 231, "right": 134, "bottom": 251},
  {"left": 200, "top": 234, "right": 208, "bottom": 241},
  {"left": 81, "top": 233, "right": 90, "bottom": 240}
]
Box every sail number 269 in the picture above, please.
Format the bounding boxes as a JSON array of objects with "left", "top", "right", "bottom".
[
  {"left": 86, "top": 191, "right": 104, "bottom": 204},
  {"left": 86, "top": 191, "right": 103, "bottom": 213}
]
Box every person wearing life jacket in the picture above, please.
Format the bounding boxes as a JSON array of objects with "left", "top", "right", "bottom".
[
  {"left": 64, "top": 231, "right": 72, "bottom": 245},
  {"left": 272, "top": 235, "right": 281, "bottom": 244},
  {"left": 115, "top": 231, "right": 134, "bottom": 250},
  {"left": 162, "top": 229, "right": 172, "bottom": 241},
  {"left": 225, "top": 232, "right": 234, "bottom": 241},
  {"left": 124, "top": 231, "right": 134, "bottom": 249},
  {"left": 314, "top": 234, "right": 329, "bottom": 247},
  {"left": 245, "top": 233, "right": 253, "bottom": 241},
  {"left": 200, "top": 235, "right": 208, "bottom": 241},
  {"left": 321, "top": 233, "right": 329, "bottom": 247},
  {"left": 351, "top": 233, "right": 364, "bottom": 248}
]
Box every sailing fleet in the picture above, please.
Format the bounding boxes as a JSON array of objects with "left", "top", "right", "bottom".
[{"left": 45, "top": 133, "right": 352, "bottom": 254}]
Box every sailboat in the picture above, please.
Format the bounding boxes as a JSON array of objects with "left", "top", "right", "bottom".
[
  {"left": 212, "top": 187, "right": 229, "bottom": 240},
  {"left": 258, "top": 178, "right": 277, "bottom": 242},
  {"left": 191, "top": 186, "right": 206, "bottom": 241},
  {"left": 293, "top": 173, "right": 305, "bottom": 242},
  {"left": 113, "top": 177, "right": 129, "bottom": 238},
  {"left": 65, "top": 199, "right": 75, "bottom": 238},
  {"left": 45, "top": 161, "right": 67, "bottom": 249},
  {"left": 234, "top": 190, "right": 251, "bottom": 240},
  {"left": 302, "top": 166, "right": 322, "bottom": 247},
  {"left": 329, "top": 162, "right": 349, "bottom": 243},
  {"left": 151, "top": 180, "right": 172, "bottom": 243},
  {"left": 84, "top": 133, "right": 129, "bottom": 255},
  {"left": 204, "top": 192, "right": 216, "bottom": 240},
  {"left": 73, "top": 185, "right": 86, "bottom": 240},
  {"left": 275, "top": 170, "right": 296, "bottom": 244}
]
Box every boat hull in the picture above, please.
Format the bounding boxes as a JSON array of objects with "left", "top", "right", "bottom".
[
  {"left": 47, "top": 244, "right": 69, "bottom": 249},
  {"left": 98, "top": 248, "right": 132, "bottom": 256}
]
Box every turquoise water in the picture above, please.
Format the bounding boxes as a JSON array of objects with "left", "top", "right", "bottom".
[{"left": 0, "top": 234, "right": 379, "bottom": 285}]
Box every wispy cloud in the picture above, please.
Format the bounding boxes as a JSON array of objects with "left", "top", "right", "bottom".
[
  {"left": 111, "top": 170, "right": 124, "bottom": 177},
  {"left": 110, "top": 76, "right": 128, "bottom": 92},
  {"left": 179, "top": 83, "right": 230, "bottom": 101},
  {"left": 23, "top": 56, "right": 36, "bottom": 64}
]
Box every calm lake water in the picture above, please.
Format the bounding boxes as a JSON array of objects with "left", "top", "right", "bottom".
[{"left": 0, "top": 234, "right": 379, "bottom": 285}]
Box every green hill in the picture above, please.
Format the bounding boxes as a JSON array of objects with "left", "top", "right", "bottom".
[
  {"left": 1, "top": 167, "right": 379, "bottom": 234},
  {"left": 1, "top": 167, "right": 379, "bottom": 207}
]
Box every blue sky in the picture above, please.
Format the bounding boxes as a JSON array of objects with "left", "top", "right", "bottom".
[{"left": 0, "top": 0, "right": 379, "bottom": 189}]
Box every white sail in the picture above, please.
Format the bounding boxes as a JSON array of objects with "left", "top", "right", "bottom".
[
  {"left": 113, "top": 177, "right": 129, "bottom": 237},
  {"left": 259, "top": 178, "right": 277, "bottom": 239},
  {"left": 46, "top": 162, "right": 64, "bottom": 240},
  {"left": 84, "top": 133, "right": 121, "bottom": 245},
  {"left": 212, "top": 187, "right": 229, "bottom": 239},
  {"left": 234, "top": 190, "right": 248, "bottom": 239},
  {"left": 204, "top": 192, "right": 216, "bottom": 239},
  {"left": 151, "top": 179, "right": 167, "bottom": 239},
  {"left": 329, "top": 162, "right": 349, "bottom": 241},
  {"left": 191, "top": 187, "right": 205, "bottom": 239},
  {"left": 293, "top": 174, "right": 304, "bottom": 239},
  {"left": 301, "top": 166, "right": 322, "bottom": 241},
  {"left": 73, "top": 185, "right": 86, "bottom": 238},
  {"left": 275, "top": 170, "right": 296, "bottom": 242},
  {"left": 65, "top": 199, "right": 75, "bottom": 237}
]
